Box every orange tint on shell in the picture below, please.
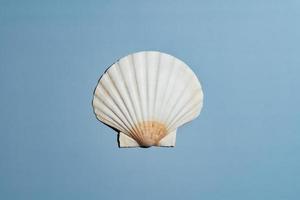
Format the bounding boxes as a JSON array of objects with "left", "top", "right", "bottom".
[{"left": 129, "top": 121, "right": 168, "bottom": 147}]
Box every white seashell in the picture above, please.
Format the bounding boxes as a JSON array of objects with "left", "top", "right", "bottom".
[{"left": 92, "top": 51, "right": 203, "bottom": 148}]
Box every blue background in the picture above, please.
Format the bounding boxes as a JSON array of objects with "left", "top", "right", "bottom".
[{"left": 1, "top": 0, "right": 299, "bottom": 199}]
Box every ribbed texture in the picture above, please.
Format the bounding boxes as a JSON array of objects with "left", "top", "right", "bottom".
[{"left": 93, "top": 51, "right": 203, "bottom": 146}]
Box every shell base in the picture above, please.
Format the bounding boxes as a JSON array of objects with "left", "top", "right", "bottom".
[{"left": 118, "top": 130, "right": 177, "bottom": 148}]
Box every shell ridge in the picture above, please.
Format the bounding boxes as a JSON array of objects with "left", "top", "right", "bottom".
[
  {"left": 157, "top": 56, "right": 175, "bottom": 124},
  {"left": 95, "top": 109, "right": 129, "bottom": 135},
  {"left": 93, "top": 95, "right": 131, "bottom": 134},
  {"left": 123, "top": 57, "right": 147, "bottom": 141},
  {"left": 126, "top": 58, "right": 151, "bottom": 144},
  {"left": 133, "top": 52, "right": 146, "bottom": 127},
  {"left": 152, "top": 52, "right": 161, "bottom": 122},
  {"left": 158, "top": 60, "right": 182, "bottom": 123},
  {"left": 144, "top": 52, "right": 150, "bottom": 137},
  {"left": 167, "top": 95, "right": 203, "bottom": 131},
  {"left": 116, "top": 61, "right": 143, "bottom": 141},
  {"left": 105, "top": 70, "right": 141, "bottom": 139},
  {"left": 136, "top": 53, "right": 148, "bottom": 133},
  {"left": 164, "top": 67, "right": 197, "bottom": 126},
  {"left": 168, "top": 108, "right": 202, "bottom": 131},
  {"left": 175, "top": 101, "right": 203, "bottom": 128},
  {"left": 147, "top": 53, "right": 162, "bottom": 142},
  {"left": 160, "top": 63, "right": 185, "bottom": 126},
  {"left": 95, "top": 78, "right": 134, "bottom": 134},
  {"left": 165, "top": 86, "right": 202, "bottom": 129},
  {"left": 145, "top": 52, "right": 150, "bottom": 129},
  {"left": 130, "top": 54, "right": 143, "bottom": 137}
]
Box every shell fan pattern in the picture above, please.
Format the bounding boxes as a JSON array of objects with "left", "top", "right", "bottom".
[{"left": 92, "top": 51, "right": 203, "bottom": 148}]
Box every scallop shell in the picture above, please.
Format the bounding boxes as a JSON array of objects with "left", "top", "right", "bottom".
[{"left": 92, "top": 51, "right": 203, "bottom": 148}]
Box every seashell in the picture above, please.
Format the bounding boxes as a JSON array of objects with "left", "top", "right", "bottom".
[{"left": 92, "top": 51, "right": 203, "bottom": 148}]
